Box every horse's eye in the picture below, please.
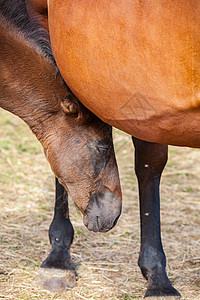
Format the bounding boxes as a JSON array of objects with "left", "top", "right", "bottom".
[{"left": 97, "top": 145, "right": 110, "bottom": 155}]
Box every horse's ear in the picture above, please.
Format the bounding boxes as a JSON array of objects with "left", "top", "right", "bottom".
[
  {"left": 61, "top": 93, "right": 93, "bottom": 124},
  {"left": 61, "top": 93, "right": 80, "bottom": 117}
]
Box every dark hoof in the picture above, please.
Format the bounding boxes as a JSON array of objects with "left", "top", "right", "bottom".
[
  {"left": 35, "top": 268, "right": 76, "bottom": 293},
  {"left": 145, "top": 285, "right": 181, "bottom": 298}
]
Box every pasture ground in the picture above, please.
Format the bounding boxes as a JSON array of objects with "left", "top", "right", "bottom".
[{"left": 0, "top": 109, "right": 199, "bottom": 300}]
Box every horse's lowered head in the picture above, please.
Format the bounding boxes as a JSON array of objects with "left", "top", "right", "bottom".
[
  {"left": 45, "top": 93, "right": 122, "bottom": 232},
  {"left": 0, "top": 6, "right": 122, "bottom": 233}
]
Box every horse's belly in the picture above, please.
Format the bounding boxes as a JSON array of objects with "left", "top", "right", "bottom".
[{"left": 49, "top": 0, "right": 200, "bottom": 147}]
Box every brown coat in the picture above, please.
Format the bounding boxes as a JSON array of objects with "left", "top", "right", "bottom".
[{"left": 49, "top": 0, "right": 200, "bottom": 147}]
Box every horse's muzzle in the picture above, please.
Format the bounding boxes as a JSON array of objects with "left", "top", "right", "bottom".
[{"left": 83, "top": 189, "right": 122, "bottom": 232}]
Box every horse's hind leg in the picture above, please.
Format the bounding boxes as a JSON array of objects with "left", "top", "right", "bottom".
[
  {"left": 38, "top": 178, "right": 76, "bottom": 292},
  {"left": 132, "top": 137, "right": 180, "bottom": 298}
]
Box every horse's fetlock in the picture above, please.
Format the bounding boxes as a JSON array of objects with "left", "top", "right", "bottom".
[{"left": 138, "top": 244, "right": 166, "bottom": 276}]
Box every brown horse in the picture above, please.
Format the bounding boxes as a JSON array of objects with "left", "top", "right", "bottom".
[
  {"left": 47, "top": 0, "right": 200, "bottom": 297},
  {"left": 49, "top": 0, "right": 200, "bottom": 148},
  {"left": 0, "top": 0, "right": 122, "bottom": 291}
]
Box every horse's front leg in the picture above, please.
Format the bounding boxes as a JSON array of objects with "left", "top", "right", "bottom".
[
  {"left": 132, "top": 137, "right": 180, "bottom": 297},
  {"left": 38, "top": 178, "right": 76, "bottom": 292}
]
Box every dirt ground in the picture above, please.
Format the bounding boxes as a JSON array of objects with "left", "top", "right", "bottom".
[{"left": 0, "top": 109, "right": 199, "bottom": 300}]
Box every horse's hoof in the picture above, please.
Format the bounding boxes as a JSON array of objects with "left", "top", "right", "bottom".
[
  {"left": 144, "top": 285, "right": 181, "bottom": 298},
  {"left": 35, "top": 268, "right": 76, "bottom": 293}
]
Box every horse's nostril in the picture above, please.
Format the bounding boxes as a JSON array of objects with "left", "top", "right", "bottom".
[{"left": 96, "top": 215, "right": 101, "bottom": 231}]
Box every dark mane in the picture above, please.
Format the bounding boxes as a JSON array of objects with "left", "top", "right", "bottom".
[{"left": 0, "top": 0, "right": 53, "bottom": 60}]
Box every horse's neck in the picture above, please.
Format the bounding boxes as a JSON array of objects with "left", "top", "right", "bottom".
[{"left": 0, "top": 14, "right": 66, "bottom": 141}]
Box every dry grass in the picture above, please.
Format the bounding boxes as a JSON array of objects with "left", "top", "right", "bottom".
[{"left": 0, "top": 109, "right": 199, "bottom": 300}]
